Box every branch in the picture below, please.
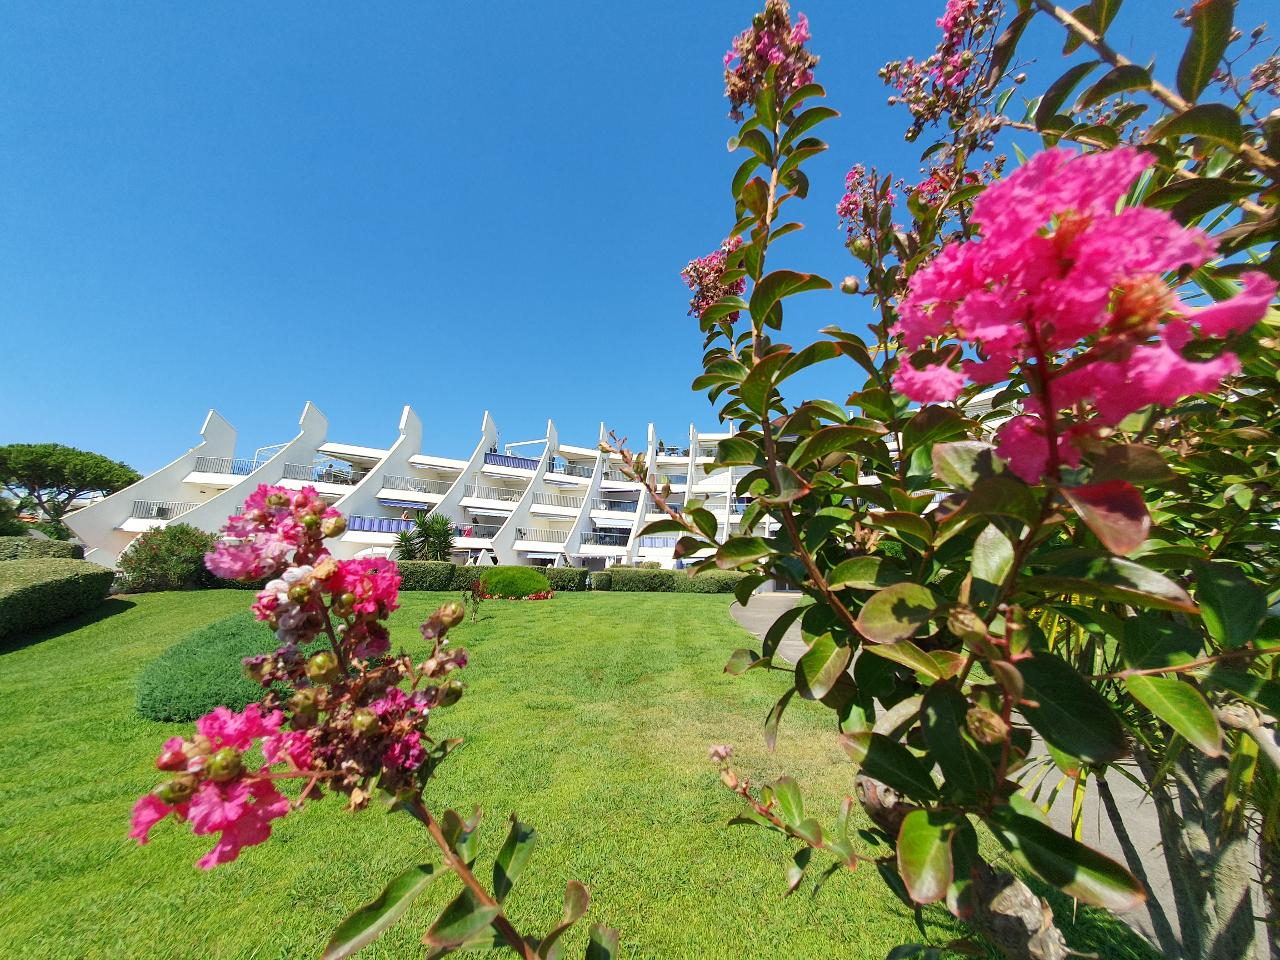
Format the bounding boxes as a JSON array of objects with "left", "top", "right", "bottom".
[{"left": 1215, "top": 703, "right": 1280, "bottom": 770}]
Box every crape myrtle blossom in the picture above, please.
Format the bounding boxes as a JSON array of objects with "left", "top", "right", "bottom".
[
  {"left": 891, "top": 146, "right": 1277, "bottom": 482},
  {"left": 724, "top": 0, "right": 818, "bottom": 121},
  {"left": 682, "top": 236, "right": 746, "bottom": 320},
  {"left": 132, "top": 487, "right": 471, "bottom": 869}
]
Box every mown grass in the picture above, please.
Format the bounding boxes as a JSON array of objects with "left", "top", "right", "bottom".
[{"left": 0, "top": 591, "right": 1154, "bottom": 959}]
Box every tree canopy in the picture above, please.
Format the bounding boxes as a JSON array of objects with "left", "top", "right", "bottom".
[{"left": 0, "top": 443, "right": 140, "bottom": 520}]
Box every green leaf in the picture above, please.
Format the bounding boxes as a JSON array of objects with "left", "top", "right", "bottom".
[
  {"left": 715, "top": 536, "right": 771, "bottom": 570},
  {"left": 736, "top": 128, "right": 773, "bottom": 164},
  {"left": 863, "top": 639, "right": 946, "bottom": 680},
  {"left": 971, "top": 524, "right": 1014, "bottom": 609},
  {"left": 988, "top": 808, "right": 1145, "bottom": 911},
  {"left": 1018, "top": 652, "right": 1127, "bottom": 764},
  {"left": 1089, "top": 444, "right": 1174, "bottom": 485},
  {"left": 781, "top": 82, "right": 825, "bottom": 115},
  {"left": 855, "top": 582, "right": 942, "bottom": 644},
  {"left": 1193, "top": 561, "right": 1266, "bottom": 648},
  {"left": 1176, "top": 0, "right": 1232, "bottom": 102},
  {"left": 779, "top": 105, "right": 839, "bottom": 152},
  {"left": 771, "top": 775, "right": 805, "bottom": 826},
  {"left": 787, "top": 425, "right": 877, "bottom": 468},
  {"left": 423, "top": 889, "right": 501, "bottom": 950},
  {"left": 1035, "top": 60, "right": 1101, "bottom": 129},
  {"left": 748, "top": 270, "right": 831, "bottom": 326},
  {"left": 724, "top": 647, "right": 771, "bottom": 675},
  {"left": 715, "top": 436, "right": 760, "bottom": 466},
  {"left": 1062, "top": 480, "right": 1151, "bottom": 555},
  {"left": 901, "top": 405, "right": 968, "bottom": 456},
  {"left": 764, "top": 688, "right": 795, "bottom": 751},
  {"left": 828, "top": 556, "right": 909, "bottom": 591},
  {"left": 493, "top": 815, "right": 536, "bottom": 904},
  {"left": 1126, "top": 675, "right": 1222, "bottom": 757},
  {"left": 537, "top": 881, "right": 591, "bottom": 960},
  {"left": 1150, "top": 103, "right": 1244, "bottom": 148},
  {"left": 1026, "top": 556, "right": 1197, "bottom": 613},
  {"left": 796, "top": 632, "right": 851, "bottom": 700},
  {"left": 584, "top": 924, "right": 620, "bottom": 960},
  {"left": 897, "top": 810, "right": 957, "bottom": 904},
  {"left": 322, "top": 863, "right": 439, "bottom": 960},
  {"left": 921, "top": 682, "right": 995, "bottom": 800},
  {"left": 841, "top": 731, "right": 940, "bottom": 802},
  {"left": 987, "top": 9, "right": 1032, "bottom": 85},
  {"left": 932, "top": 441, "right": 1004, "bottom": 490},
  {"left": 739, "top": 348, "right": 792, "bottom": 413},
  {"left": 1063, "top": 0, "right": 1121, "bottom": 54},
  {"left": 1121, "top": 616, "right": 1203, "bottom": 671},
  {"left": 1076, "top": 64, "right": 1152, "bottom": 110}
]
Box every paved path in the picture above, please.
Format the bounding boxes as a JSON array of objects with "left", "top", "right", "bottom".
[{"left": 726, "top": 593, "right": 1250, "bottom": 955}]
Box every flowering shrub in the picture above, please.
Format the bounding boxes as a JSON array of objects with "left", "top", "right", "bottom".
[
  {"left": 131, "top": 485, "right": 616, "bottom": 958},
  {"left": 118, "top": 523, "right": 219, "bottom": 591},
  {"left": 615, "top": 2, "right": 1280, "bottom": 959}
]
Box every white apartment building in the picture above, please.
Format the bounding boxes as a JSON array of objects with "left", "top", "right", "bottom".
[{"left": 65, "top": 403, "right": 760, "bottom": 571}]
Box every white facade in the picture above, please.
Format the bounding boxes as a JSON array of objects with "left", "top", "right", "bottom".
[{"left": 65, "top": 403, "right": 761, "bottom": 571}]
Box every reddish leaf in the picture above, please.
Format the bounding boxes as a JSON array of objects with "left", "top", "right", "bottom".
[{"left": 1063, "top": 481, "right": 1151, "bottom": 555}]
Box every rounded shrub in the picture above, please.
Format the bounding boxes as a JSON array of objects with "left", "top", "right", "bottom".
[
  {"left": 544, "top": 567, "right": 590, "bottom": 592},
  {"left": 478, "top": 566, "right": 551, "bottom": 599},
  {"left": 0, "top": 558, "right": 114, "bottom": 639},
  {"left": 396, "top": 560, "right": 456, "bottom": 591},
  {"left": 136, "top": 613, "right": 317, "bottom": 722},
  {"left": 0, "top": 536, "right": 84, "bottom": 561},
  {"left": 118, "top": 523, "right": 218, "bottom": 592}
]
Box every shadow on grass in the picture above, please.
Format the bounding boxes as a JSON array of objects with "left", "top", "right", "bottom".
[
  {"left": 1032, "top": 877, "right": 1163, "bottom": 960},
  {"left": 0, "top": 596, "right": 137, "bottom": 656}
]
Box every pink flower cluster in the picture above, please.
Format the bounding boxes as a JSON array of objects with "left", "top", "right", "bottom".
[
  {"left": 724, "top": 0, "right": 818, "bottom": 121},
  {"left": 129, "top": 705, "right": 304, "bottom": 869},
  {"left": 837, "top": 163, "right": 902, "bottom": 244},
  {"left": 892, "top": 147, "right": 1277, "bottom": 482},
  {"left": 205, "top": 485, "right": 343, "bottom": 581},
  {"left": 682, "top": 236, "right": 746, "bottom": 320}
]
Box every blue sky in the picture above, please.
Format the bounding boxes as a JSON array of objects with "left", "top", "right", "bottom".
[{"left": 1, "top": 2, "right": 1267, "bottom": 471}]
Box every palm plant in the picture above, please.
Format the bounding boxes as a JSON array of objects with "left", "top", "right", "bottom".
[{"left": 418, "top": 511, "right": 455, "bottom": 561}]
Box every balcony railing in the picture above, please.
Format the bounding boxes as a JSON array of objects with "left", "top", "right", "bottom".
[
  {"left": 657, "top": 474, "right": 688, "bottom": 485},
  {"left": 131, "top": 499, "right": 198, "bottom": 521},
  {"left": 283, "top": 463, "right": 368, "bottom": 485},
  {"left": 463, "top": 483, "right": 524, "bottom": 503},
  {"left": 637, "top": 535, "right": 679, "bottom": 548},
  {"left": 191, "top": 456, "right": 261, "bottom": 476},
  {"left": 484, "top": 452, "right": 539, "bottom": 470},
  {"left": 602, "top": 468, "right": 633, "bottom": 482},
  {"left": 592, "top": 499, "right": 638, "bottom": 512},
  {"left": 656, "top": 447, "right": 690, "bottom": 458},
  {"left": 348, "top": 515, "right": 415, "bottom": 534},
  {"left": 548, "top": 459, "right": 593, "bottom": 478},
  {"left": 515, "top": 527, "right": 570, "bottom": 544},
  {"left": 731, "top": 500, "right": 751, "bottom": 514},
  {"left": 532, "top": 491, "right": 585, "bottom": 509},
  {"left": 457, "top": 523, "right": 503, "bottom": 539},
  {"left": 581, "top": 530, "right": 629, "bottom": 547},
  {"left": 381, "top": 473, "right": 452, "bottom": 495}
]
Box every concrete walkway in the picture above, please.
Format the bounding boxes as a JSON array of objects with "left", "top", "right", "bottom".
[{"left": 726, "top": 593, "right": 1246, "bottom": 955}]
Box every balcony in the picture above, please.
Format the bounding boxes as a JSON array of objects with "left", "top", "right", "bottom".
[
  {"left": 637, "top": 534, "right": 679, "bottom": 549},
  {"left": 484, "top": 452, "right": 539, "bottom": 470},
  {"left": 532, "top": 491, "right": 585, "bottom": 509},
  {"left": 463, "top": 483, "right": 524, "bottom": 503},
  {"left": 348, "top": 515, "right": 415, "bottom": 534},
  {"left": 191, "top": 456, "right": 261, "bottom": 476},
  {"left": 656, "top": 447, "right": 690, "bottom": 458},
  {"left": 282, "top": 463, "right": 368, "bottom": 485},
  {"left": 602, "top": 468, "right": 634, "bottom": 482},
  {"left": 131, "top": 500, "right": 198, "bottom": 521},
  {"left": 592, "top": 498, "right": 638, "bottom": 513},
  {"left": 656, "top": 474, "right": 688, "bottom": 485},
  {"left": 548, "top": 458, "right": 593, "bottom": 478},
  {"left": 457, "top": 523, "right": 503, "bottom": 539},
  {"left": 382, "top": 474, "right": 451, "bottom": 495},
  {"left": 515, "top": 527, "right": 570, "bottom": 544},
  {"left": 581, "top": 530, "right": 629, "bottom": 547}
]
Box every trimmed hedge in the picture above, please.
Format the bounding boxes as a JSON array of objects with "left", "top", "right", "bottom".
[
  {"left": 675, "top": 570, "right": 748, "bottom": 593},
  {"left": 135, "top": 613, "right": 317, "bottom": 722},
  {"left": 0, "top": 558, "right": 114, "bottom": 639},
  {"left": 590, "top": 571, "right": 612, "bottom": 591},
  {"left": 544, "top": 567, "right": 590, "bottom": 592},
  {"left": 0, "top": 537, "right": 84, "bottom": 561},
  {"left": 605, "top": 567, "right": 749, "bottom": 594},
  {"left": 450, "top": 566, "right": 484, "bottom": 590},
  {"left": 480, "top": 566, "right": 551, "bottom": 599},
  {"left": 397, "top": 560, "right": 456, "bottom": 591}
]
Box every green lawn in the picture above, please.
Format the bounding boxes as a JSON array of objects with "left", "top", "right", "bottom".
[{"left": 0, "top": 591, "right": 1153, "bottom": 959}]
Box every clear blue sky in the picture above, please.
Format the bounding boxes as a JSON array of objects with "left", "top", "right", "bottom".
[{"left": 1, "top": 1, "right": 1265, "bottom": 472}]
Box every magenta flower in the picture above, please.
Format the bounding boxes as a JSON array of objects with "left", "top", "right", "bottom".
[
  {"left": 384, "top": 731, "right": 426, "bottom": 771},
  {"left": 196, "top": 703, "right": 283, "bottom": 752}
]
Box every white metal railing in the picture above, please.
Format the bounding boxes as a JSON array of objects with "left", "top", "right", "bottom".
[
  {"left": 592, "top": 498, "right": 638, "bottom": 512},
  {"left": 532, "top": 491, "right": 585, "bottom": 509},
  {"left": 548, "top": 459, "right": 593, "bottom": 478},
  {"left": 582, "top": 530, "right": 629, "bottom": 546},
  {"left": 516, "top": 527, "right": 569, "bottom": 543},
  {"left": 456, "top": 522, "right": 503, "bottom": 539},
  {"left": 602, "top": 468, "right": 633, "bottom": 482},
  {"left": 382, "top": 473, "right": 451, "bottom": 495},
  {"left": 131, "top": 499, "right": 198, "bottom": 521},
  {"left": 283, "top": 463, "right": 367, "bottom": 485},
  {"left": 463, "top": 483, "right": 524, "bottom": 502},
  {"left": 191, "top": 456, "right": 261, "bottom": 476}
]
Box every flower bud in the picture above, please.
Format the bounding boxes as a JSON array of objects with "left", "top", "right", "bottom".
[
  {"left": 351, "top": 709, "right": 379, "bottom": 736},
  {"left": 293, "top": 493, "right": 310, "bottom": 508},
  {"left": 341, "top": 592, "right": 357, "bottom": 608},
  {"left": 186, "top": 735, "right": 214, "bottom": 759},
  {"left": 155, "top": 774, "right": 197, "bottom": 805},
  {"left": 205, "top": 747, "right": 243, "bottom": 783},
  {"left": 288, "top": 583, "right": 311, "bottom": 604},
  {"left": 720, "top": 769, "right": 739, "bottom": 790},
  {"left": 840, "top": 275, "right": 860, "bottom": 294},
  {"left": 948, "top": 605, "right": 988, "bottom": 644},
  {"left": 301, "top": 514, "right": 321, "bottom": 531},
  {"left": 438, "top": 600, "right": 466, "bottom": 629},
  {"left": 156, "top": 747, "right": 188, "bottom": 772},
  {"left": 321, "top": 514, "right": 347, "bottom": 537},
  {"left": 307, "top": 651, "right": 340, "bottom": 684},
  {"left": 437, "top": 678, "right": 464, "bottom": 707},
  {"left": 966, "top": 705, "right": 1009, "bottom": 746},
  {"left": 849, "top": 235, "right": 873, "bottom": 261}
]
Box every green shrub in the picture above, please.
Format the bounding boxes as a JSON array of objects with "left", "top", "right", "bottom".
[
  {"left": 0, "top": 536, "right": 84, "bottom": 561},
  {"left": 675, "top": 570, "right": 749, "bottom": 594},
  {"left": 450, "top": 566, "right": 484, "bottom": 590},
  {"left": 397, "top": 560, "right": 456, "bottom": 591},
  {"left": 0, "top": 558, "right": 114, "bottom": 639},
  {"left": 479, "top": 566, "right": 551, "bottom": 598},
  {"left": 590, "top": 570, "right": 612, "bottom": 591},
  {"left": 118, "top": 523, "right": 218, "bottom": 592},
  {"left": 0, "top": 499, "right": 25, "bottom": 537},
  {"left": 544, "top": 567, "right": 590, "bottom": 592},
  {"left": 135, "top": 613, "right": 318, "bottom": 722},
  {"left": 608, "top": 568, "right": 678, "bottom": 592}
]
